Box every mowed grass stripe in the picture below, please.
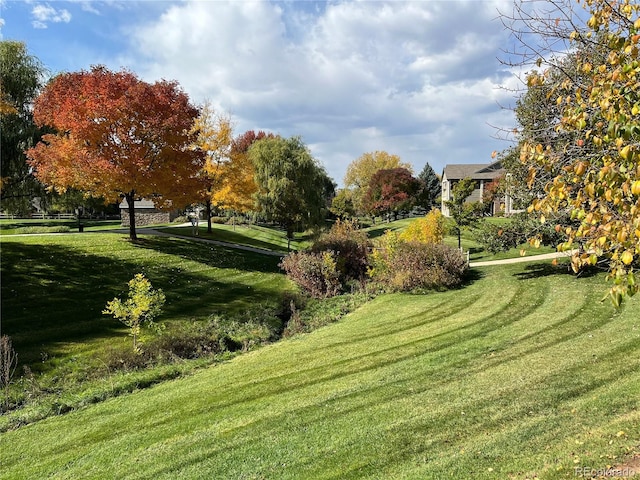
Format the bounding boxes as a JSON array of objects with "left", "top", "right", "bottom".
[{"left": 2, "top": 262, "right": 639, "bottom": 479}]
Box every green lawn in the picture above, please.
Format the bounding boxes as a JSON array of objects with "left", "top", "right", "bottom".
[
  {"left": 0, "top": 231, "right": 290, "bottom": 428},
  {"left": 0, "top": 219, "right": 123, "bottom": 235},
  {"left": 160, "top": 223, "right": 314, "bottom": 252},
  {"left": 1, "top": 261, "right": 638, "bottom": 479},
  {"left": 363, "top": 217, "right": 416, "bottom": 239}
]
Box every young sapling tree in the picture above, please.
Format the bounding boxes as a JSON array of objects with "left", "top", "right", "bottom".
[{"left": 103, "top": 274, "right": 166, "bottom": 352}]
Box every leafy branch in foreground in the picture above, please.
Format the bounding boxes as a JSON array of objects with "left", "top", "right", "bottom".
[{"left": 502, "top": 0, "right": 640, "bottom": 305}]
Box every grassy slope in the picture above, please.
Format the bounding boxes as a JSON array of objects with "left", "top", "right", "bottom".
[
  {"left": 0, "top": 231, "right": 289, "bottom": 427},
  {"left": 160, "top": 223, "right": 313, "bottom": 252},
  {"left": 1, "top": 232, "right": 285, "bottom": 361},
  {"left": 1, "top": 262, "right": 639, "bottom": 479}
]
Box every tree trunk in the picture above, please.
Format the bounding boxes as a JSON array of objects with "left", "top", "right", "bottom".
[
  {"left": 206, "top": 200, "right": 212, "bottom": 234},
  {"left": 125, "top": 191, "right": 138, "bottom": 241},
  {"left": 286, "top": 223, "right": 293, "bottom": 252}
]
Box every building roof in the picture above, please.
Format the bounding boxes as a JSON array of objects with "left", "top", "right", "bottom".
[
  {"left": 443, "top": 161, "right": 504, "bottom": 181},
  {"left": 118, "top": 198, "right": 157, "bottom": 209}
]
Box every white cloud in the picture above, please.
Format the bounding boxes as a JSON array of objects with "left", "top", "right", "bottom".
[
  {"left": 78, "top": 2, "right": 101, "bottom": 15},
  {"left": 124, "top": 0, "right": 518, "bottom": 185},
  {"left": 31, "top": 3, "right": 72, "bottom": 29}
]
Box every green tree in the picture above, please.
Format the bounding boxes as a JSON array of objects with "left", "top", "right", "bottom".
[
  {"left": 249, "top": 136, "right": 334, "bottom": 250},
  {"left": 416, "top": 162, "right": 441, "bottom": 210},
  {"left": 0, "top": 41, "right": 49, "bottom": 214},
  {"left": 330, "top": 188, "right": 356, "bottom": 219},
  {"left": 444, "top": 177, "right": 483, "bottom": 249}
]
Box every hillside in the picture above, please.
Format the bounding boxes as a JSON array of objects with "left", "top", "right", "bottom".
[{"left": 1, "top": 260, "right": 638, "bottom": 479}]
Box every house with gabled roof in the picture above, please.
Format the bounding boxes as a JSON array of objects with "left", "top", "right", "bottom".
[{"left": 441, "top": 161, "right": 519, "bottom": 217}]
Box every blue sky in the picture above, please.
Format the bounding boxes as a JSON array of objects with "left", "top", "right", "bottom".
[{"left": 1, "top": 0, "right": 523, "bottom": 186}]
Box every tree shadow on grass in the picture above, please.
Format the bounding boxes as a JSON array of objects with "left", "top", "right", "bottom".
[
  {"left": 365, "top": 223, "right": 402, "bottom": 240},
  {"left": 164, "top": 227, "right": 291, "bottom": 254},
  {"left": 461, "top": 268, "right": 485, "bottom": 287},
  {"left": 511, "top": 262, "right": 599, "bottom": 280},
  {"left": 467, "top": 246, "right": 486, "bottom": 261},
  {"left": 131, "top": 236, "right": 283, "bottom": 274},
  {"left": 1, "top": 239, "right": 284, "bottom": 367}
]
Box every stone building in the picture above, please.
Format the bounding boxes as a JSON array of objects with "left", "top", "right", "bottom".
[{"left": 119, "top": 199, "right": 181, "bottom": 227}]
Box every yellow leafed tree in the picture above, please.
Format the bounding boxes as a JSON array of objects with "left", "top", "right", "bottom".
[
  {"left": 211, "top": 143, "right": 258, "bottom": 216},
  {"left": 512, "top": 0, "right": 640, "bottom": 305},
  {"left": 400, "top": 208, "right": 445, "bottom": 244},
  {"left": 191, "top": 100, "right": 235, "bottom": 233}
]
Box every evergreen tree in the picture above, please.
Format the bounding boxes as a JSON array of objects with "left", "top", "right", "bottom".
[{"left": 416, "top": 162, "right": 441, "bottom": 210}]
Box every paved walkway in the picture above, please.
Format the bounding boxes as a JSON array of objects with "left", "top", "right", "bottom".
[{"left": 470, "top": 250, "right": 573, "bottom": 267}]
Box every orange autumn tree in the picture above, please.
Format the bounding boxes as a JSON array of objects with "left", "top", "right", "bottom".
[{"left": 26, "top": 66, "right": 203, "bottom": 240}]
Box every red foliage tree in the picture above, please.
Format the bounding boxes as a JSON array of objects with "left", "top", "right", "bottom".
[
  {"left": 231, "top": 130, "right": 275, "bottom": 155},
  {"left": 363, "top": 167, "right": 420, "bottom": 220},
  {"left": 26, "top": 66, "right": 203, "bottom": 239}
]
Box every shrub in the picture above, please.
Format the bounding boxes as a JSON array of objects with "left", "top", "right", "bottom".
[
  {"left": 171, "top": 215, "right": 188, "bottom": 224},
  {"left": 370, "top": 238, "right": 467, "bottom": 292},
  {"left": 474, "top": 213, "right": 569, "bottom": 254},
  {"left": 280, "top": 251, "right": 341, "bottom": 299},
  {"left": 209, "top": 308, "right": 279, "bottom": 352},
  {"left": 1, "top": 335, "right": 18, "bottom": 411},
  {"left": 399, "top": 209, "right": 445, "bottom": 244},
  {"left": 15, "top": 226, "right": 71, "bottom": 234},
  {"left": 310, "top": 219, "right": 370, "bottom": 284},
  {"left": 283, "top": 291, "right": 374, "bottom": 336},
  {"left": 102, "top": 303, "right": 283, "bottom": 369},
  {"left": 225, "top": 215, "right": 250, "bottom": 226},
  {"left": 152, "top": 321, "right": 231, "bottom": 360},
  {"left": 367, "top": 230, "right": 401, "bottom": 280},
  {"left": 474, "top": 222, "right": 523, "bottom": 254}
]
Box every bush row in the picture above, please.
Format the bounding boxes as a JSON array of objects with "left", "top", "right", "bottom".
[
  {"left": 14, "top": 226, "right": 71, "bottom": 234},
  {"left": 281, "top": 212, "right": 468, "bottom": 298}
]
